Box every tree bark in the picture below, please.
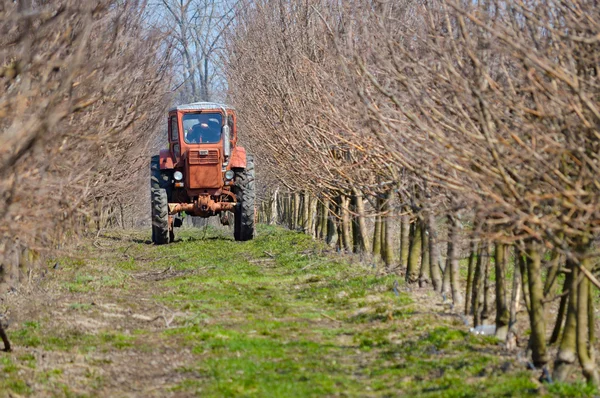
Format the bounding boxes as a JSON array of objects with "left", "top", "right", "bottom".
[
  {"left": 494, "top": 242, "right": 510, "bottom": 341},
  {"left": 550, "top": 259, "right": 571, "bottom": 345},
  {"left": 320, "top": 200, "right": 329, "bottom": 241},
  {"left": 309, "top": 194, "right": 318, "bottom": 237},
  {"left": 464, "top": 240, "right": 478, "bottom": 315},
  {"left": 406, "top": 220, "right": 422, "bottom": 283},
  {"left": 448, "top": 215, "right": 463, "bottom": 309},
  {"left": 526, "top": 241, "right": 549, "bottom": 368},
  {"left": 509, "top": 246, "right": 522, "bottom": 329},
  {"left": 372, "top": 196, "right": 382, "bottom": 259},
  {"left": 351, "top": 189, "right": 369, "bottom": 253},
  {"left": 427, "top": 211, "right": 442, "bottom": 292},
  {"left": 302, "top": 191, "right": 310, "bottom": 233},
  {"left": 400, "top": 209, "right": 410, "bottom": 269},
  {"left": 381, "top": 191, "right": 393, "bottom": 267},
  {"left": 418, "top": 219, "right": 430, "bottom": 287},
  {"left": 482, "top": 245, "right": 491, "bottom": 323},
  {"left": 441, "top": 219, "right": 451, "bottom": 299},
  {"left": 553, "top": 258, "right": 577, "bottom": 381},
  {"left": 292, "top": 191, "right": 300, "bottom": 230},
  {"left": 326, "top": 199, "right": 338, "bottom": 247},
  {"left": 472, "top": 245, "right": 485, "bottom": 327},
  {"left": 577, "top": 253, "right": 599, "bottom": 384},
  {"left": 340, "top": 195, "right": 352, "bottom": 252}
]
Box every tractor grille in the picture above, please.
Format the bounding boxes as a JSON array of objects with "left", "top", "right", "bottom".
[{"left": 189, "top": 149, "right": 219, "bottom": 165}]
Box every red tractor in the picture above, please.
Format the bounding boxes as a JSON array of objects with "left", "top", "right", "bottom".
[{"left": 150, "top": 102, "right": 255, "bottom": 243}]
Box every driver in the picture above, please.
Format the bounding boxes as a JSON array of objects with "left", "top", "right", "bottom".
[{"left": 187, "top": 121, "right": 221, "bottom": 143}]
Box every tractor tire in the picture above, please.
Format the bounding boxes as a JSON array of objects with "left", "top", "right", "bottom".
[
  {"left": 234, "top": 155, "right": 255, "bottom": 241},
  {"left": 151, "top": 187, "right": 170, "bottom": 245},
  {"left": 150, "top": 155, "right": 172, "bottom": 199}
]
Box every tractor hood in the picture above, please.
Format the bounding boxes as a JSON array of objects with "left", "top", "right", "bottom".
[{"left": 185, "top": 148, "right": 222, "bottom": 189}]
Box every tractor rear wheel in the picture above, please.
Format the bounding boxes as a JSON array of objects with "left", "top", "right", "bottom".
[
  {"left": 150, "top": 155, "right": 172, "bottom": 196},
  {"left": 234, "top": 155, "right": 255, "bottom": 241},
  {"left": 151, "top": 187, "right": 170, "bottom": 244},
  {"left": 150, "top": 156, "right": 171, "bottom": 244}
]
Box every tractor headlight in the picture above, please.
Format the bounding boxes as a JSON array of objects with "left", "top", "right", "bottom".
[
  {"left": 225, "top": 170, "right": 235, "bottom": 180},
  {"left": 174, "top": 171, "right": 183, "bottom": 181}
]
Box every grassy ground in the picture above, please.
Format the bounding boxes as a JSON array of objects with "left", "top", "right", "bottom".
[{"left": 0, "top": 225, "right": 596, "bottom": 397}]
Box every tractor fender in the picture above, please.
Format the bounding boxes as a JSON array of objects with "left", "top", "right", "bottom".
[
  {"left": 159, "top": 149, "right": 175, "bottom": 169},
  {"left": 230, "top": 147, "right": 247, "bottom": 169}
]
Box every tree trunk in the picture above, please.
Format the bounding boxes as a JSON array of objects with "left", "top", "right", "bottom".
[
  {"left": 309, "top": 194, "right": 318, "bottom": 237},
  {"left": 340, "top": 195, "right": 352, "bottom": 252},
  {"left": 526, "top": 241, "right": 549, "bottom": 368},
  {"left": 495, "top": 242, "right": 510, "bottom": 341},
  {"left": 509, "top": 246, "right": 521, "bottom": 329},
  {"left": 381, "top": 191, "right": 394, "bottom": 267},
  {"left": 518, "top": 250, "right": 532, "bottom": 313},
  {"left": 406, "top": 220, "right": 422, "bottom": 283},
  {"left": 482, "top": 245, "right": 491, "bottom": 323},
  {"left": 326, "top": 199, "right": 338, "bottom": 247},
  {"left": 448, "top": 215, "right": 463, "bottom": 309},
  {"left": 418, "top": 219, "right": 430, "bottom": 287},
  {"left": 554, "top": 258, "right": 578, "bottom": 381},
  {"left": 441, "top": 219, "right": 451, "bottom": 299},
  {"left": 400, "top": 209, "right": 410, "bottom": 269},
  {"left": 269, "top": 188, "right": 278, "bottom": 225},
  {"left": 577, "top": 253, "right": 599, "bottom": 384},
  {"left": 464, "top": 240, "right": 478, "bottom": 315},
  {"left": 287, "top": 194, "right": 293, "bottom": 229},
  {"left": 372, "top": 196, "right": 382, "bottom": 259},
  {"left": 550, "top": 259, "right": 571, "bottom": 345},
  {"left": 292, "top": 191, "right": 300, "bottom": 230},
  {"left": 472, "top": 245, "right": 484, "bottom": 326},
  {"left": 427, "top": 211, "right": 442, "bottom": 292},
  {"left": 351, "top": 189, "right": 369, "bottom": 253},
  {"left": 320, "top": 200, "right": 329, "bottom": 241},
  {"left": 302, "top": 191, "right": 310, "bottom": 233}
]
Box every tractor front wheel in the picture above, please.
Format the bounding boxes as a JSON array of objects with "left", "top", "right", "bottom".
[
  {"left": 234, "top": 155, "right": 255, "bottom": 241},
  {"left": 151, "top": 187, "right": 170, "bottom": 245}
]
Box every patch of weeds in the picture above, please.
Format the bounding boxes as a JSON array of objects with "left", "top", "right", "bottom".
[
  {"left": 547, "top": 381, "right": 598, "bottom": 397},
  {"left": 64, "top": 273, "right": 96, "bottom": 293},
  {"left": 84, "top": 368, "right": 105, "bottom": 390},
  {"left": 99, "top": 332, "right": 135, "bottom": 349},
  {"left": 0, "top": 356, "right": 18, "bottom": 373},
  {"left": 0, "top": 379, "right": 31, "bottom": 395},
  {"left": 481, "top": 371, "right": 540, "bottom": 396},
  {"left": 69, "top": 302, "right": 92, "bottom": 311},
  {"left": 11, "top": 321, "right": 42, "bottom": 347},
  {"left": 51, "top": 256, "right": 86, "bottom": 271},
  {"left": 354, "top": 327, "right": 390, "bottom": 350},
  {"left": 36, "top": 368, "right": 63, "bottom": 385},
  {"left": 18, "top": 353, "right": 36, "bottom": 369},
  {"left": 115, "top": 257, "right": 137, "bottom": 271},
  {"left": 99, "top": 274, "right": 126, "bottom": 288},
  {"left": 422, "top": 327, "right": 468, "bottom": 350},
  {"left": 0, "top": 357, "right": 31, "bottom": 395}
]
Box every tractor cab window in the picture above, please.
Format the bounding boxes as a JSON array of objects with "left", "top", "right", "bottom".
[
  {"left": 183, "top": 113, "right": 222, "bottom": 144},
  {"left": 170, "top": 116, "right": 179, "bottom": 142}
]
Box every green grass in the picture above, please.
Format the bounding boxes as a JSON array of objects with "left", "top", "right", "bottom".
[{"left": 1, "top": 225, "right": 596, "bottom": 397}]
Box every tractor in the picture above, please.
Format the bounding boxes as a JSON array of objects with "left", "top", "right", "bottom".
[{"left": 150, "top": 102, "right": 255, "bottom": 244}]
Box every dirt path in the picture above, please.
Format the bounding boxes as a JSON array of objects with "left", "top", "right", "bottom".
[{"left": 0, "top": 226, "right": 573, "bottom": 397}]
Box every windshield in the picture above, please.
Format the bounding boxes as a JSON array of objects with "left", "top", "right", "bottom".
[{"left": 182, "top": 113, "right": 222, "bottom": 144}]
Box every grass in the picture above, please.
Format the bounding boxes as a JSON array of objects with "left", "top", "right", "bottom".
[{"left": 0, "top": 225, "right": 596, "bottom": 397}]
